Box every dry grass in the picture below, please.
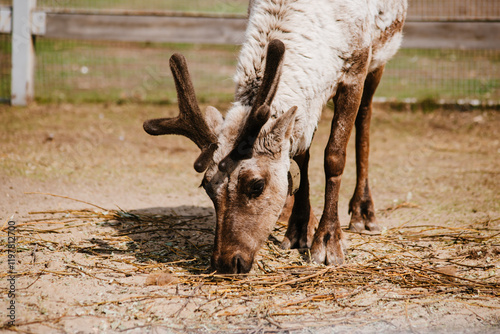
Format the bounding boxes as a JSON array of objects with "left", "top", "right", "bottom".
[{"left": 1, "top": 193, "right": 499, "bottom": 333}]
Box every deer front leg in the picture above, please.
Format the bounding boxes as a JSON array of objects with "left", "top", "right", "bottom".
[
  {"left": 311, "top": 80, "right": 365, "bottom": 265},
  {"left": 349, "top": 66, "right": 385, "bottom": 232},
  {"left": 281, "top": 149, "right": 318, "bottom": 250}
]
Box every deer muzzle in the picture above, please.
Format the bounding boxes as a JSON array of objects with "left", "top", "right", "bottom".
[{"left": 211, "top": 251, "right": 254, "bottom": 274}]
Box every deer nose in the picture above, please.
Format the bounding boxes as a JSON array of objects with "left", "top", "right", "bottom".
[
  {"left": 212, "top": 253, "right": 253, "bottom": 274},
  {"left": 233, "top": 254, "right": 252, "bottom": 274}
]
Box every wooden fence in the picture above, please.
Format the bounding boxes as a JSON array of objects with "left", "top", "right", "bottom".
[{"left": 1, "top": 0, "right": 499, "bottom": 105}]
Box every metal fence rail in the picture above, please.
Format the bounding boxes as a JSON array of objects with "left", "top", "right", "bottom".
[{"left": 0, "top": 0, "right": 499, "bottom": 105}]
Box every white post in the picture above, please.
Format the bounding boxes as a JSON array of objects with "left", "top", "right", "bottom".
[{"left": 11, "top": 0, "right": 37, "bottom": 106}]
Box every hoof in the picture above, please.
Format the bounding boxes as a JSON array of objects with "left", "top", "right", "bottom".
[
  {"left": 280, "top": 237, "right": 292, "bottom": 250},
  {"left": 348, "top": 220, "right": 365, "bottom": 233},
  {"left": 366, "top": 221, "right": 381, "bottom": 232},
  {"left": 349, "top": 215, "right": 380, "bottom": 233},
  {"left": 310, "top": 229, "right": 346, "bottom": 266}
]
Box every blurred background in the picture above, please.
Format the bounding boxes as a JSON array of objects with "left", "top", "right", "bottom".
[{"left": 0, "top": 0, "right": 499, "bottom": 105}]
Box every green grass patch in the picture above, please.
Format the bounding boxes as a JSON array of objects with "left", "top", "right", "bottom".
[
  {"left": 378, "top": 49, "right": 500, "bottom": 102},
  {"left": 2, "top": 36, "right": 499, "bottom": 104},
  {"left": 0, "top": 35, "right": 11, "bottom": 102},
  {"left": 35, "top": 39, "right": 240, "bottom": 104},
  {"left": 35, "top": 40, "right": 500, "bottom": 104},
  {"left": 37, "top": 0, "right": 248, "bottom": 14}
]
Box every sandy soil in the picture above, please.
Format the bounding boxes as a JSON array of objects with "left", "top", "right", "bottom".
[{"left": 0, "top": 103, "right": 499, "bottom": 333}]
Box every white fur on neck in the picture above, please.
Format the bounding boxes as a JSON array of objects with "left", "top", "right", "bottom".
[{"left": 223, "top": 0, "right": 406, "bottom": 157}]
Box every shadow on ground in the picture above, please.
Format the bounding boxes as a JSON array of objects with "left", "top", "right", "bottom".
[{"left": 85, "top": 205, "right": 216, "bottom": 274}]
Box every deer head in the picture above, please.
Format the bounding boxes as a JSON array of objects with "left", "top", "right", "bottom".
[{"left": 143, "top": 40, "right": 298, "bottom": 274}]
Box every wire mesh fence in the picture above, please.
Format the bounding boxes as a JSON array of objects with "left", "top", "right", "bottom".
[
  {"left": 408, "top": 0, "right": 500, "bottom": 21},
  {"left": 0, "top": 33, "right": 10, "bottom": 103},
  {"left": 0, "top": 0, "right": 11, "bottom": 101},
  {"left": 36, "top": 0, "right": 248, "bottom": 14},
  {"left": 378, "top": 49, "right": 499, "bottom": 104},
  {"left": 0, "top": 0, "right": 499, "bottom": 104},
  {"left": 34, "top": 40, "right": 240, "bottom": 104}
]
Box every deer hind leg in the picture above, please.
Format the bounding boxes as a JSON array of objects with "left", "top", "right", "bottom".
[
  {"left": 281, "top": 149, "right": 319, "bottom": 250},
  {"left": 349, "top": 65, "right": 385, "bottom": 232}
]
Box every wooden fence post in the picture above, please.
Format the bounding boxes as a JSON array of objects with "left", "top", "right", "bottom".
[{"left": 11, "top": 0, "right": 36, "bottom": 106}]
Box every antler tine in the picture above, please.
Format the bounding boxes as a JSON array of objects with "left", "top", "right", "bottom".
[
  {"left": 143, "top": 53, "right": 218, "bottom": 173},
  {"left": 252, "top": 39, "right": 286, "bottom": 111},
  {"left": 218, "top": 40, "right": 286, "bottom": 172}
]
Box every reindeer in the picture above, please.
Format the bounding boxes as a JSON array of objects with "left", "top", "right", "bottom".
[{"left": 144, "top": 0, "right": 407, "bottom": 274}]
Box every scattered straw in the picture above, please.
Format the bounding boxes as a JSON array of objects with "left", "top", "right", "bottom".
[{"left": 0, "top": 193, "right": 499, "bottom": 332}]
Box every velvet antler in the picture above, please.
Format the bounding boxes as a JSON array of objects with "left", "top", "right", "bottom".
[
  {"left": 251, "top": 39, "right": 286, "bottom": 112},
  {"left": 143, "top": 53, "right": 218, "bottom": 173},
  {"left": 219, "top": 39, "right": 286, "bottom": 172}
]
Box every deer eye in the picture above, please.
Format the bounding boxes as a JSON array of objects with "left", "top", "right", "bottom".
[{"left": 247, "top": 179, "right": 265, "bottom": 198}]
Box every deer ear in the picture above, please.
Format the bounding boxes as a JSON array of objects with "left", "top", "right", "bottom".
[
  {"left": 266, "top": 106, "right": 297, "bottom": 149},
  {"left": 205, "top": 106, "right": 224, "bottom": 135},
  {"left": 252, "top": 106, "right": 297, "bottom": 158}
]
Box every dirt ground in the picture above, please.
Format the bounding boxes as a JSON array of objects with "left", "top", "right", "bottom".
[{"left": 0, "top": 103, "right": 499, "bottom": 333}]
